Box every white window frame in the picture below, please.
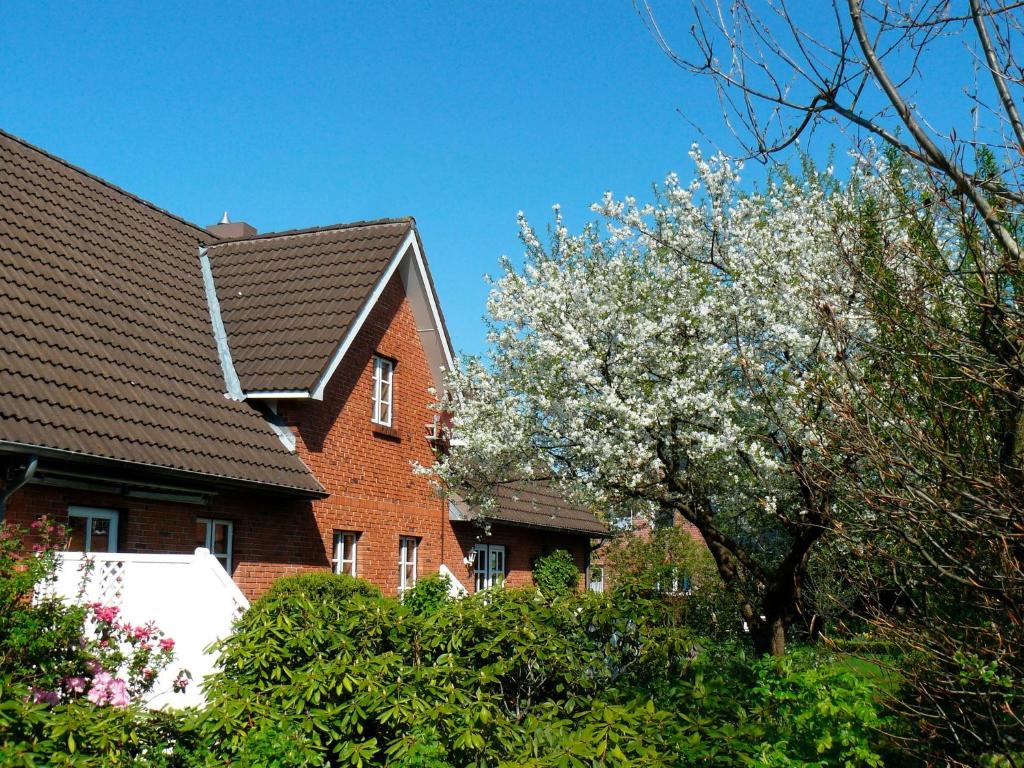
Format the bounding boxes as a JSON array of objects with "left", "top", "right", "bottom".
[
  {"left": 372, "top": 355, "right": 394, "bottom": 427},
  {"left": 588, "top": 565, "right": 605, "bottom": 593},
  {"left": 473, "top": 544, "right": 506, "bottom": 591},
  {"left": 67, "top": 507, "right": 119, "bottom": 553},
  {"left": 197, "top": 518, "right": 233, "bottom": 573},
  {"left": 398, "top": 535, "right": 418, "bottom": 594},
  {"left": 332, "top": 531, "right": 359, "bottom": 576}
]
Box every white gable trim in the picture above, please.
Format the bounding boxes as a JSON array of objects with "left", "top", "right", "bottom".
[
  {"left": 405, "top": 233, "right": 457, "bottom": 374},
  {"left": 245, "top": 390, "right": 311, "bottom": 399}
]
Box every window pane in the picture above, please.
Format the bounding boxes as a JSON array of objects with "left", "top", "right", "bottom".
[
  {"left": 195, "top": 521, "right": 208, "bottom": 550},
  {"left": 67, "top": 516, "right": 88, "bottom": 551},
  {"left": 90, "top": 518, "right": 110, "bottom": 552},
  {"left": 212, "top": 523, "right": 229, "bottom": 555}
]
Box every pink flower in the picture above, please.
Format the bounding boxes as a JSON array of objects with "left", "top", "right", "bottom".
[
  {"left": 159, "top": 638, "right": 175, "bottom": 652},
  {"left": 93, "top": 671, "right": 113, "bottom": 688},
  {"left": 172, "top": 676, "right": 190, "bottom": 693},
  {"left": 142, "top": 668, "right": 153, "bottom": 679},
  {"left": 65, "top": 676, "right": 88, "bottom": 694},
  {"left": 30, "top": 688, "right": 59, "bottom": 705},
  {"left": 86, "top": 684, "right": 108, "bottom": 705},
  {"left": 133, "top": 625, "right": 152, "bottom": 641},
  {"left": 108, "top": 679, "right": 130, "bottom": 708},
  {"left": 30, "top": 519, "right": 42, "bottom": 531},
  {"left": 91, "top": 605, "right": 119, "bottom": 624},
  {"left": 85, "top": 659, "right": 102, "bottom": 675}
]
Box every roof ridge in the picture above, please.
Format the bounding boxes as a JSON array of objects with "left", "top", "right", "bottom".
[
  {"left": 0, "top": 128, "right": 212, "bottom": 241},
  {"left": 207, "top": 217, "right": 414, "bottom": 245}
]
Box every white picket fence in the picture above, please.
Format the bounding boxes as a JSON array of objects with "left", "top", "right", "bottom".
[{"left": 46, "top": 548, "right": 248, "bottom": 708}]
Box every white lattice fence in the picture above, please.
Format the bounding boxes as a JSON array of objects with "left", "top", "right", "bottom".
[{"left": 45, "top": 548, "right": 248, "bottom": 708}]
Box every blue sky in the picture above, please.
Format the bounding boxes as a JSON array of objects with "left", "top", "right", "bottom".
[
  {"left": 1, "top": 2, "right": 979, "bottom": 358},
  {"left": 0, "top": 2, "right": 728, "bottom": 358}
]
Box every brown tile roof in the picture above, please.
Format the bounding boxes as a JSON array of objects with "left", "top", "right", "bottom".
[
  {"left": 485, "top": 482, "right": 609, "bottom": 536},
  {"left": 0, "top": 130, "right": 324, "bottom": 496},
  {"left": 207, "top": 220, "right": 412, "bottom": 393}
]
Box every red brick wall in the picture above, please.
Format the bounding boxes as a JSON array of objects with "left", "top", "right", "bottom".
[
  {"left": 2, "top": 482, "right": 320, "bottom": 600},
  {"left": 444, "top": 521, "right": 592, "bottom": 592},
  {"left": 279, "top": 272, "right": 595, "bottom": 596}
]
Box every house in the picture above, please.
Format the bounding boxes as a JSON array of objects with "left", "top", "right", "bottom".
[{"left": 0, "top": 129, "right": 609, "bottom": 604}]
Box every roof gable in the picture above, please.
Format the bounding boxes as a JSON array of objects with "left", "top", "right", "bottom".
[
  {"left": 0, "top": 130, "right": 324, "bottom": 496},
  {"left": 207, "top": 220, "right": 455, "bottom": 398}
]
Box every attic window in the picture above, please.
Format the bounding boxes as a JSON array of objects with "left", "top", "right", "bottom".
[{"left": 372, "top": 355, "right": 394, "bottom": 427}]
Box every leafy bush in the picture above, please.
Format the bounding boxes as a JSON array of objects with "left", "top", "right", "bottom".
[
  {"left": 401, "top": 573, "right": 453, "bottom": 616},
  {"left": 260, "top": 570, "right": 383, "bottom": 603},
  {"left": 195, "top": 577, "right": 900, "bottom": 767},
  {"left": 531, "top": 549, "right": 578, "bottom": 598},
  {"left": 1, "top": 535, "right": 903, "bottom": 767}
]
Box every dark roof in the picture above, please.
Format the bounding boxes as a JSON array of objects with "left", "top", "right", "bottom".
[
  {"left": 0, "top": 130, "right": 324, "bottom": 496},
  {"left": 484, "top": 482, "right": 609, "bottom": 537},
  {"left": 208, "top": 220, "right": 412, "bottom": 393}
]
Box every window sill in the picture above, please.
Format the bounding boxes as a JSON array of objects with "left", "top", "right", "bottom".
[{"left": 372, "top": 424, "right": 401, "bottom": 442}]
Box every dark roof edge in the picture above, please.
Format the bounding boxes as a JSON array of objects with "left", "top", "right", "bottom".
[
  {"left": 454, "top": 514, "right": 611, "bottom": 538},
  {"left": 206, "top": 217, "right": 415, "bottom": 246},
  {"left": 0, "top": 129, "right": 212, "bottom": 242},
  {"left": 0, "top": 440, "right": 328, "bottom": 499}
]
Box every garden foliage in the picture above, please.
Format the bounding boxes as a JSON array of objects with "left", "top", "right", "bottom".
[
  {"left": 0, "top": 520, "right": 905, "bottom": 766},
  {"left": 0, "top": 521, "right": 192, "bottom": 766},
  {"left": 530, "top": 549, "right": 578, "bottom": 598},
  {"left": 192, "top": 574, "right": 900, "bottom": 767}
]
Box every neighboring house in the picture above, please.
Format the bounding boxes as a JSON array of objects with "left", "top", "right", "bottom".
[{"left": 0, "top": 129, "right": 609, "bottom": 603}]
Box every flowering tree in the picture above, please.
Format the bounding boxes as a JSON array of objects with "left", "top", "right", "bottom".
[{"left": 430, "top": 151, "right": 868, "bottom": 655}]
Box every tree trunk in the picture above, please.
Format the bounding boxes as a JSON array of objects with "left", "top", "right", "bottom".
[{"left": 751, "top": 613, "right": 787, "bottom": 656}]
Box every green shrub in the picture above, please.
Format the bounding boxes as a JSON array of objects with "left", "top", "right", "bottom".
[
  {"left": 2, "top": 533, "right": 904, "bottom": 768},
  {"left": 0, "top": 676, "right": 200, "bottom": 767},
  {"left": 260, "top": 570, "right": 383, "bottom": 604},
  {"left": 401, "top": 573, "right": 453, "bottom": 616},
  {"left": 0, "top": 520, "right": 89, "bottom": 692},
  {"left": 531, "top": 549, "right": 578, "bottom": 597}
]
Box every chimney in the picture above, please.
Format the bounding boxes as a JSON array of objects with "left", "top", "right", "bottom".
[{"left": 206, "top": 211, "right": 257, "bottom": 239}]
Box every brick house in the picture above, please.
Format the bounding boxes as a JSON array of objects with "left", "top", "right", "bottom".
[{"left": 0, "top": 129, "right": 608, "bottom": 602}]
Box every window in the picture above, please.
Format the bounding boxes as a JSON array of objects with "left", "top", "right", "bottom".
[
  {"left": 398, "top": 536, "right": 418, "bottom": 594},
  {"left": 67, "top": 507, "right": 118, "bottom": 553},
  {"left": 332, "top": 531, "right": 359, "bottom": 576},
  {"left": 588, "top": 565, "right": 605, "bottom": 593},
  {"left": 196, "top": 518, "right": 233, "bottom": 572},
  {"left": 372, "top": 356, "right": 394, "bottom": 426},
  {"left": 473, "top": 544, "right": 506, "bottom": 591}
]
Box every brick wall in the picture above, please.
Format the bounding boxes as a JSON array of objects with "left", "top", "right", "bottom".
[
  {"left": 279, "top": 271, "right": 596, "bottom": 596},
  {"left": 2, "top": 482, "right": 319, "bottom": 600},
  {"left": 444, "top": 521, "right": 592, "bottom": 592}
]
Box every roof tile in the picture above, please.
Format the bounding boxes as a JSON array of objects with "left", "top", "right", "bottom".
[
  {"left": 0, "top": 130, "right": 323, "bottom": 495},
  {"left": 208, "top": 220, "right": 411, "bottom": 392}
]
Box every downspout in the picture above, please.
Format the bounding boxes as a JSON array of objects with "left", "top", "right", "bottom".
[{"left": 0, "top": 455, "right": 38, "bottom": 524}]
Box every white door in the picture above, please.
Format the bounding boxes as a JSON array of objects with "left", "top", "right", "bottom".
[{"left": 473, "top": 544, "right": 506, "bottom": 591}]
